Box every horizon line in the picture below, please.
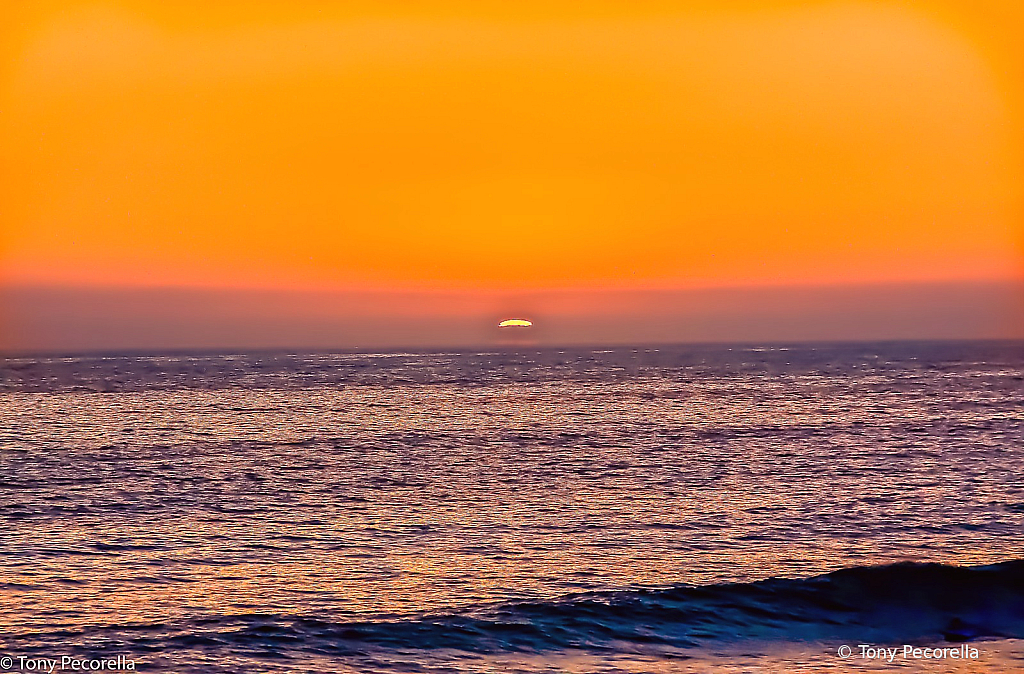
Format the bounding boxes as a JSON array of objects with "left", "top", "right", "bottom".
[{"left": 4, "top": 336, "right": 1023, "bottom": 360}]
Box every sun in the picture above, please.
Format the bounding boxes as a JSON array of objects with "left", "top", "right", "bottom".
[{"left": 498, "top": 319, "right": 533, "bottom": 327}]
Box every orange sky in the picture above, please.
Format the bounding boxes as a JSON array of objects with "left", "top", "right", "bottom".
[{"left": 2, "top": 0, "right": 1021, "bottom": 296}]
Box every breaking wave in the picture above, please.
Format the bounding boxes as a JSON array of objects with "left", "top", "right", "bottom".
[{"left": 11, "top": 560, "right": 1023, "bottom": 657}]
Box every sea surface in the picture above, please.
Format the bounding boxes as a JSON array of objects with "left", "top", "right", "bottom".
[{"left": 1, "top": 341, "right": 1022, "bottom": 672}]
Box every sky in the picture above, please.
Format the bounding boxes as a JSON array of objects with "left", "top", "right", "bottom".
[{"left": 1, "top": 1, "right": 1022, "bottom": 351}]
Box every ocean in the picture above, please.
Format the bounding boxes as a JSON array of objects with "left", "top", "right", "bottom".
[{"left": 1, "top": 341, "right": 1022, "bottom": 672}]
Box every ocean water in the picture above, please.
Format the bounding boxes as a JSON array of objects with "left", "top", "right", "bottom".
[{"left": 1, "top": 341, "right": 1022, "bottom": 672}]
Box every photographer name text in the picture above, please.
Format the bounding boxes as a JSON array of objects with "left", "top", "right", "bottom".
[
  {"left": 836, "top": 644, "right": 980, "bottom": 661},
  {"left": 0, "top": 656, "right": 135, "bottom": 672}
]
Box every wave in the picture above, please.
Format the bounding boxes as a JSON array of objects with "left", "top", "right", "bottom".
[{"left": 13, "top": 560, "right": 1023, "bottom": 656}]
